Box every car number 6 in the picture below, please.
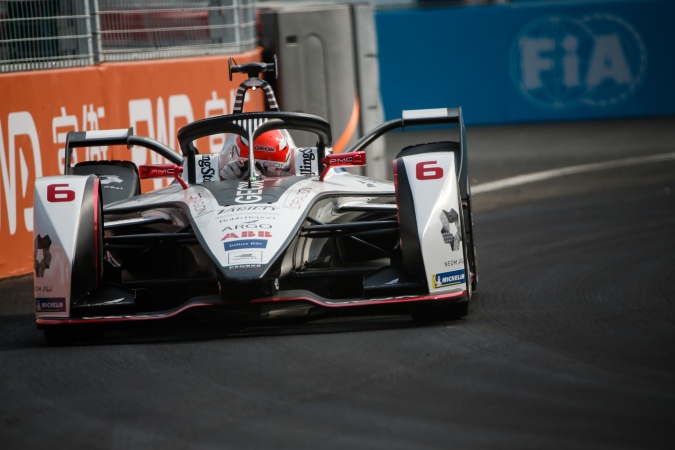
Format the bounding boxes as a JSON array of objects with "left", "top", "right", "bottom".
[
  {"left": 47, "top": 183, "right": 76, "bottom": 202},
  {"left": 416, "top": 161, "right": 443, "bottom": 180}
]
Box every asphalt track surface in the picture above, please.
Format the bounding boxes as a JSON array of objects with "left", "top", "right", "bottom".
[{"left": 1, "top": 117, "right": 674, "bottom": 449}]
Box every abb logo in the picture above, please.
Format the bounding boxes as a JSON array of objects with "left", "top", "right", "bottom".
[
  {"left": 222, "top": 231, "right": 272, "bottom": 241},
  {"left": 416, "top": 161, "right": 444, "bottom": 180}
]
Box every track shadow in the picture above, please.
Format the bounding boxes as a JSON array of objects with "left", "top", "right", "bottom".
[{"left": 2, "top": 310, "right": 463, "bottom": 349}]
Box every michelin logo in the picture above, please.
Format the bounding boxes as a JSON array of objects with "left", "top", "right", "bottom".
[
  {"left": 432, "top": 269, "right": 465, "bottom": 289},
  {"left": 36, "top": 298, "right": 66, "bottom": 312}
]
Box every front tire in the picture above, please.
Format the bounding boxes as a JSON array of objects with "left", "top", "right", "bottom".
[
  {"left": 44, "top": 326, "right": 104, "bottom": 344},
  {"left": 411, "top": 300, "right": 468, "bottom": 322}
]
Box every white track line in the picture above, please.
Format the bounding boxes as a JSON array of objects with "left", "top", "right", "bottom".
[{"left": 472, "top": 152, "right": 675, "bottom": 194}]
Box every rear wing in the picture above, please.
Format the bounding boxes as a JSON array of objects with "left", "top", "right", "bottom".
[
  {"left": 344, "top": 107, "right": 469, "bottom": 200},
  {"left": 63, "top": 128, "right": 181, "bottom": 174}
]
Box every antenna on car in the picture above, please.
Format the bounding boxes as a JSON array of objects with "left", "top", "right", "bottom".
[
  {"left": 228, "top": 55, "right": 278, "bottom": 81},
  {"left": 227, "top": 56, "right": 282, "bottom": 185}
]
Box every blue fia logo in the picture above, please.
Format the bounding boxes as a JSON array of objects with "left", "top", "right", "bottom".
[{"left": 510, "top": 14, "right": 646, "bottom": 109}]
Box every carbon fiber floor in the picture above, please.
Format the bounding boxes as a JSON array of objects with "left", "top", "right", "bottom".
[{"left": 1, "top": 117, "right": 674, "bottom": 449}]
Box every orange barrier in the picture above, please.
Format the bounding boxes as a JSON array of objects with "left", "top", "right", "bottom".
[{"left": 0, "top": 48, "right": 264, "bottom": 279}]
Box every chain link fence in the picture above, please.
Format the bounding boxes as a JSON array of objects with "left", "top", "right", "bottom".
[{"left": 0, "top": 0, "right": 257, "bottom": 73}]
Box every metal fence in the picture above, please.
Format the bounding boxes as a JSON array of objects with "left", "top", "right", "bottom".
[
  {"left": 256, "top": 0, "right": 506, "bottom": 11},
  {"left": 0, "top": 0, "right": 258, "bottom": 73}
]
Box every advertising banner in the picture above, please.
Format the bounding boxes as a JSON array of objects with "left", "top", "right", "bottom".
[
  {"left": 376, "top": 0, "right": 675, "bottom": 124},
  {"left": 0, "top": 49, "right": 264, "bottom": 278}
]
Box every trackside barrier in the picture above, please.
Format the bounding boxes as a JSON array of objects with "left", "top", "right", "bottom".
[
  {"left": 0, "top": 48, "right": 264, "bottom": 279},
  {"left": 259, "top": 3, "right": 386, "bottom": 179},
  {"left": 375, "top": 0, "right": 675, "bottom": 124}
]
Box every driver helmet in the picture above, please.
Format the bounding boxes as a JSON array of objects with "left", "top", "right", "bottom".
[{"left": 235, "top": 130, "right": 291, "bottom": 173}]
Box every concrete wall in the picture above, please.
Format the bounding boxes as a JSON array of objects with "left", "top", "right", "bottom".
[
  {"left": 0, "top": 49, "right": 264, "bottom": 279},
  {"left": 259, "top": 2, "right": 387, "bottom": 178}
]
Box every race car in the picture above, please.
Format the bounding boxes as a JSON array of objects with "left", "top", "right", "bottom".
[{"left": 32, "top": 59, "right": 478, "bottom": 339}]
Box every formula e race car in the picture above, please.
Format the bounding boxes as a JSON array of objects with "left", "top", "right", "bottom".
[{"left": 33, "top": 59, "right": 477, "bottom": 339}]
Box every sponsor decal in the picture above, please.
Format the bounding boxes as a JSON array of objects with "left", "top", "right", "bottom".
[
  {"left": 219, "top": 215, "right": 275, "bottom": 224},
  {"left": 221, "top": 220, "right": 272, "bottom": 232},
  {"left": 222, "top": 231, "right": 272, "bottom": 240},
  {"left": 217, "top": 205, "right": 279, "bottom": 224},
  {"left": 219, "top": 215, "right": 276, "bottom": 224},
  {"left": 218, "top": 205, "right": 277, "bottom": 215},
  {"left": 228, "top": 251, "right": 263, "bottom": 264},
  {"left": 510, "top": 13, "right": 646, "bottom": 109},
  {"left": 34, "top": 234, "right": 52, "bottom": 278},
  {"left": 187, "top": 191, "right": 210, "bottom": 216},
  {"left": 432, "top": 269, "right": 466, "bottom": 289},
  {"left": 238, "top": 158, "right": 287, "bottom": 170},
  {"left": 224, "top": 239, "right": 268, "bottom": 251},
  {"left": 220, "top": 177, "right": 299, "bottom": 205},
  {"left": 36, "top": 297, "right": 66, "bottom": 312},
  {"left": 440, "top": 209, "right": 461, "bottom": 251},
  {"left": 235, "top": 180, "right": 264, "bottom": 204},
  {"left": 34, "top": 284, "right": 54, "bottom": 293},
  {"left": 296, "top": 148, "right": 318, "bottom": 176},
  {"left": 198, "top": 155, "right": 216, "bottom": 182},
  {"left": 284, "top": 186, "right": 313, "bottom": 210},
  {"left": 99, "top": 174, "right": 123, "bottom": 186},
  {"left": 226, "top": 264, "right": 262, "bottom": 270},
  {"left": 444, "top": 258, "right": 464, "bottom": 268}
]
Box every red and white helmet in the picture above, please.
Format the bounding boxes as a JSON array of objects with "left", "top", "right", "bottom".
[{"left": 235, "top": 130, "right": 290, "bottom": 172}]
